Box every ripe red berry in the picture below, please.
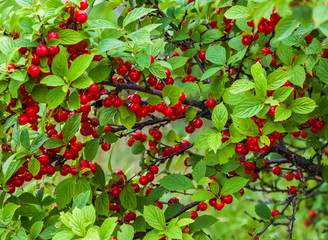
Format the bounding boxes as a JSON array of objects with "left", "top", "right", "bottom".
[
  {"left": 235, "top": 144, "right": 249, "bottom": 155},
  {"left": 35, "top": 44, "right": 48, "bottom": 56},
  {"left": 191, "top": 211, "right": 198, "bottom": 219},
  {"left": 261, "top": 47, "right": 271, "bottom": 55},
  {"left": 131, "top": 183, "right": 140, "bottom": 193},
  {"left": 308, "top": 210, "right": 316, "bottom": 218},
  {"left": 198, "top": 50, "right": 206, "bottom": 60},
  {"left": 288, "top": 186, "right": 297, "bottom": 195},
  {"left": 37, "top": 155, "right": 49, "bottom": 165},
  {"left": 192, "top": 118, "right": 203, "bottom": 128},
  {"left": 222, "top": 195, "right": 233, "bottom": 204},
  {"left": 117, "top": 65, "right": 128, "bottom": 76},
  {"left": 271, "top": 209, "right": 280, "bottom": 217},
  {"left": 285, "top": 172, "right": 294, "bottom": 181},
  {"left": 78, "top": 0, "right": 88, "bottom": 10},
  {"left": 7, "top": 64, "right": 16, "bottom": 71},
  {"left": 149, "top": 165, "right": 159, "bottom": 174},
  {"left": 272, "top": 166, "right": 281, "bottom": 175},
  {"left": 28, "top": 65, "right": 40, "bottom": 77},
  {"left": 198, "top": 202, "right": 207, "bottom": 211},
  {"left": 101, "top": 142, "right": 111, "bottom": 151},
  {"left": 214, "top": 201, "right": 225, "bottom": 211},
  {"left": 47, "top": 32, "right": 59, "bottom": 39},
  {"left": 139, "top": 176, "right": 149, "bottom": 185},
  {"left": 75, "top": 11, "right": 88, "bottom": 23},
  {"left": 185, "top": 124, "right": 195, "bottom": 134},
  {"left": 206, "top": 98, "right": 216, "bottom": 108},
  {"left": 242, "top": 35, "right": 253, "bottom": 46},
  {"left": 304, "top": 34, "right": 313, "bottom": 43},
  {"left": 18, "top": 114, "right": 29, "bottom": 125}
]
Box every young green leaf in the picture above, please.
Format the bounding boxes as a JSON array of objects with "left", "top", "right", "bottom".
[{"left": 143, "top": 205, "right": 166, "bottom": 230}]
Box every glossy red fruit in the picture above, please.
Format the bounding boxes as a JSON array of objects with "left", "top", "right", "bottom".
[
  {"left": 149, "top": 165, "right": 159, "bottom": 174},
  {"left": 18, "top": 114, "right": 29, "bottom": 125},
  {"left": 117, "top": 65, "right": 128, "bottom": 76},
  {"left": 288, "top": 186, "right": 297, "bottom": 195},
  {"left": 101, "top": 142, "right": 111, "bottom": 151},
  {"left": 192, "top": 118, "right": 203, "bottom": 128},
  {"left": 285, "top": 172, "right": 294, "bottom": 181},
  {"left": 235, "top": 144, "right": 249, "bottom": 155},
  {"left": 47, "top": 32, "right": 59, "bottom": 39},
  {"left": 7, "top": 64, "right": 16, "bottom": 71},
  {"left": 185, "top": 124, "right": 195, "bottom": 134},
  {"left": 308, "top": 210, "right": 316, "bottom": 218},
  {"left": 191, "top": 211, "right": 198, "bottom": 219},
  {"left": 139, "top": 176, "right": 149, "bottom": 185},
  {"left": 37, "top": 155, "right": 49, "bottom": 165},
  {"left": 261, "top": 47, "right": 271, "bottom": 55},
  {"left": 79, "top": 0, "right": 88, "bottom": 10},
  {"left": 198, "top": 202, "right": 207, "bottom": 211},
  {"left": 272, "top": 166, "right": 281, "bottom": 175},
  {"left": 222, "top": 195, "right": 233, "bottom": 204},
  {"left": 35, "top": 44, "right": 48, "bottom": 56},
  {"left": 206, "top": 98, "right": 216, "bottom": 108},
  {"left": 242, "top": 35, "right": 253, "bottom": 46},
  {"left": 75, "top": 11, "right": 88, "bottom": 23},
  {"left": 28, "top": 65, "right": 40, "bottom": 77},
  {"left": 304, "top": 34, "right": 313, "bottom": 43},
  {"left": 271, "top": 209, "right": 280, "bottom": 217},
  {"left": 48, "top": 46, "right": 59, "bottom": 55},
  {"left": 198, "top": 50, "right": 206, "bottom": 60},
  {"left": 214, "top": 201, "right": 225, "bottom": 211},
  {"left": 131, "top": 183, "right": 140, "bottom": 193}
]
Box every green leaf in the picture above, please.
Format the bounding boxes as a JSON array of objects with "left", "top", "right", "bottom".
[
  {"left": 159, "top": 174, "right": 194, "bottom": 191},
  {"left": 99, "top": 217, "right": 117, "bottom": 240},
  {"left": 51, "top": 47, "right": 68, "bottom": 78},
  {"left": 205, "top": 45, "right": 226, "bottom": 65},
  {"left": 128, "top": 29, "right": 151, "bottom": 44},
  {"left": 190, "top": 215, "right": 218, "bottom": 231},
  {"left": 68, "top": 54, "right": 94, "bottom": 81},
  {"left": 191, "top": 190, "right": 216, "bottom": 201},
  {"left": 40, "top": 75, "right": 65, "bottom": 87},
  {"left": 58, "top": 29, "right": 84, "bottom": 45},
  {"left": 53, "top": 230, "right": 75, "bottom": 240},
  {"left": 131, "top": 141, "right": 145, "bottom": 154},
  {"left": 224, "top": 6, "right": 250, "bottom": 19},
  {"left": 43, "top": 138, "right": 63, "bottom": 149},
  {"left": 230, "top": 80, "right": 255, "bottom": 94},
  {"left": 20, "top": 128, "right": 30, "bottom": 150},
  {"left": 201, "top": 29, "right": 223, "bottom": 44},
  {"left": 70, "top": 208, "right": 86, "bottom": 236},
  {"left": 192, "top": 160, "right": 206, "bottom": 183},
  {"left": 2, "top": 203, "right": 19, "bottom": 224},
  {"left": 99, "top": 107, "right": 118, "bottom": 126},
  {"left": 200, "top": 67, "right": 222, "bottom": 80},
  {"left": 167, "top": 56, "right": 189, "bottom": 70},
  {"left": 87, "top": 19, "right": 117, "bottom": 30},
  {"left": 316, "top": 59, "right": 328, "bottom": 84},
  {"left": 251, "top": 62, "right": 267, "bottom": 97},
  {"left": 262, "top": 121, "right": 285, "bottom": 135},
  {"left": 88, "top": 66, "right": 110, "bottom": 83},
  {"left": 95, "top": 192, "right": 109, "bottom": 216},
  {"left": 28, "top": 158, "right": 40, "bottom": 176},
  {"left": 290, "top": 97, "right": 316, "bottom": 114},
  {"left": 68, "top": 91, "right": 81, "bottom": 110},
  {"left": 274, "top": 104, "right": 292, "bottom": 122},
  {"left": 232, "top": 116, "right": 260, "bottom": 136},
  {"left": 255, "top": 203, "right": 271, "bottom": 220},
  {"left": 29, "top": 221, "right": 43, "bottom": 240},
  {"left": 84, "top": 139, "right": 100, "bottom": 161},
  {"left": 73, "top": 191, "right": 91, "bottom": 209},
  {"left": 30, "top": 133, "right": 48, "bottom": 153},
  {"left": 72, "top": 76, "right": 93, "bottom": 89},
  {"left": 313, "top": 5, "right": 328, "bottom": 27},
  {"left": 162, "top": 85, "right": 183, "bottom": 106},
  {"left": 117, "top": 224, "right": 134, "bottom": 240},
  {"left": 233, "top": 97, "right": 264, "bottom": 118},
  {"left": 46, "top": 87, "right": 66, "bottom": 109},
  {"left": 166, "top": 226, "right": 182, "bottom": 239},
  {"left": 62, "top": 113, "right": 81, "bottom": 142},
  {"left": 136, "top": 52, "right": 151, "bottom": 68},
  {"left": 143, "top": 205, "right": 166, "bottom": 230},
  {"left": 55, "top": 178, "right": 76, "bottom": 209},
  {"left": 149, "top": 62, "right": 166, "bottom": 78},
  {"left": 267, "top": 67, "right": 290, "bottom": 90},
  {"left": 221, "top": 177, "right": 249, "bottom": 195},
  {"left": 273, "top": 87, "right": 293, "bottom": 102},
  {"left": 120, "top": 185, "right": 137, "bottom": 211},
  {"left": 120, "top": 110, "right": 136, "bottom": 129},
  {"left": 323, "top": 165, "right": 328, "bottom": 183},
  {"left": 98, "top": 39, "right": 125, "bottom": 53},
  {"left": 273, "top": 16, "right": 300, "bottom": 42},
  {"left": 207, "top": 131, "right": 222, "bottom": 153},
  {"left": 123, "top": 8, "right": 155, "bottom": 27},
  {"left": 277, "top": 43, "right": 293, "bottom": 65}
]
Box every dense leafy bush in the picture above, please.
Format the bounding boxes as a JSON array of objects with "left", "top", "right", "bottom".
[{"left": 0, "top": 0, "right": 328, "bottom": 239}]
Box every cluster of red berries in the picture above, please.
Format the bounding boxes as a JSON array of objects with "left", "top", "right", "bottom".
[
  {"left": 60, "top": 159, "right": 97, "bottom": 176},
  {"left": 306, "top": 117, "right": 325, "bottom": 134},
  {"left": 66, "top": 40, "right": 91, "bottom": 61},
  {"left": 185, "top": 118, "right": 203, "bottom": 133},
  {"left": 63, "top": 1, "right": 89, "bottom": 26},
  {"left": 304, "top": 210, "right": 316, "bottom": 227},
  {"left": 138, "top": 165, "right": 159, "bottom": 186}
]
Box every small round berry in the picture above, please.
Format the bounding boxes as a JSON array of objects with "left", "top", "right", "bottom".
[
  {"left": 206, "top": 98, "right": 216, "bottom": 108},
  {"left": 190, "top": 211, "right": 198, "bottom": 219},
  {"left": 35, "top": 44, "right": 48, "bottom": 57},
  {"left": 139, "top": 176, "right": 149, "bottom": 185},
  {"left": 272, "top": 166, "right": 281, "bottom": 176},
  {"left": 47, "top": 32, "right": 59, "bottom": 39},
  {"left": 197, "top": 202, "right": 207, "bottom": 211},
  {"left": 28, "top": 65, "right": 40, "bottom": 77},
  {"left": 222, "top": 195, "right": 233, "bottom": 204},
  {"left": 78, "top": 0, "right": 89, "bottom": 10},
  {"left": 271, "top": 209, "right": 280, "bottom": 217}
]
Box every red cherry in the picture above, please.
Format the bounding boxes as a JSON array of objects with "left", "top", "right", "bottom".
[
  {"left": 222, "top": 195, "right": 233, "bottom": 204},
  {"left": 18, "top": 114, "right": 29, "bottom": 125},
  {"left": 48, "top": 46, "right": 59, "bottom": 55},
  {"left": 89, "top": 163, "right": 97, "bottom": 173},
  {"left": 75, "top": 11, "right": 88, "bottom": 23},
  {"left": 129, "top": 71, "right": 141, "bottom": 82},
  {"left": 192, "top": 118, "right": 203, "bottom": 128},
  {"left": 35, "top": 44, "right": 48, "bottom": 57},
  {"left": 8, "top": 185, "right": 16, "bottom": 194},
  {"left": 111, "top": 187, "right": 121, "bottom": 198},
  {"left": 191, "top": 211, "right": 198, "bottom": 219},
  {"left": 304, "top": 219, "right": 312, "bottom": 227},
  {"left": 197, "top": 202, "right": 207, "bottom": 211},
  {"left": 124, "top": 211, "right": 136, "bottom": 222},
  {"left": 185, "top": 124, "right": 195, "bottom": 134},
  {"left": 304, "top": 34, "right": 313, "bottom": 43},
  {"left": 47, "top": 165, "right": 56, "bottom": 175},
  {"left": 285, "top": 172, "right": 294, "bottom": 181},
  {"left": 198, "top": 50, "right": 206, "bottom": 60},
  {"left": 242, "top": 35, "right": 253, "bottom": 46},
  {"left": 78, "top": 0, "right": 88, "bottom": 10},
  {"left": 47, "top": 32, "right": 59, "bottom": 39},
  {"left": 37, "top": 155, "right": 49, "bottom": 165},
  {"left": 28, "top": 65, "right": 40, "bottom": 77},
  {"left": 206, "top": 98, "right": 216, "bottom": 108},
  {"left": 209, "top": 198, "right": 217, "bottom": 207},
  {"left": 288, "top": 186, "right": 297, "bottom": 195},
  {"left": 7, "top": 64, "right": 16, "bottom": 71},
  {"left": 117, "top": 65, "right": 128, "bottom": 76},
  {"left": 214, "top": 201, "right": 225, "bottom": 211},
  {"left": 24, "top": 172, "right": 33, "bottom": 182},
  {"left": 309, "top": 210, "right": 316, "bottom": 218},
  {"left": 101, "top": 142, "right": 111, "bottom": 151},
  {"left": 272, "top": 166, "right": 281, "bottom": 175},
  {"left": 235, "top": 144, "right": 249, "bottom": 155},
  {"left": 149, "top": 165, "right": 159, "bottom": 174},
  {"left": 139, "top": 176, "right": 149, "bottom": 185},
  {"left": 271, "top": 209, "right": 280, "bottom": 217},
  {"left": 131, "top": 183, "right": 140, "bottom": 193},
  {"left": 261, "top": 47, "right": 271, "bottom": 55},
  {"left": 146, "top": 173, "right": 155, "bottom": 182}
]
